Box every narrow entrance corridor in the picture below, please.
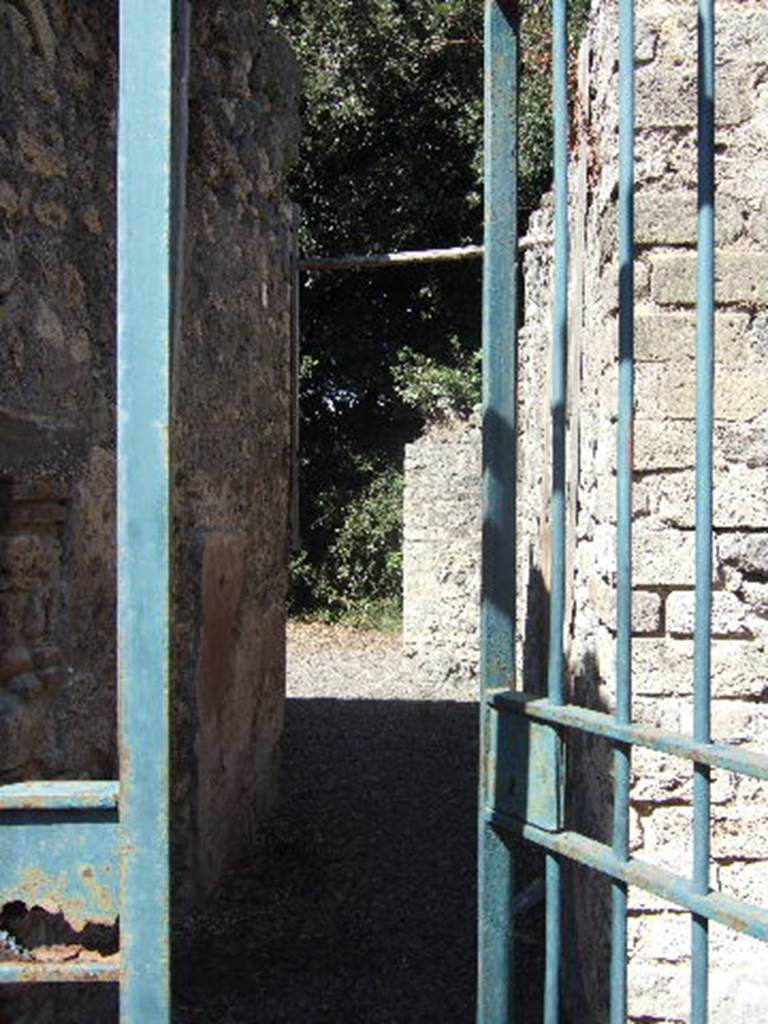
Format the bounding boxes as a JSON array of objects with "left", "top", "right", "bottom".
[{"left": 176, "top": 624, "right": 483, "bottom": 1022}]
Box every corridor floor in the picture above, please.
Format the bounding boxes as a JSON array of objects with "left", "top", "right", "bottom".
[{"left": 176, "top": 623, "right": 542, "bottom": 1022}]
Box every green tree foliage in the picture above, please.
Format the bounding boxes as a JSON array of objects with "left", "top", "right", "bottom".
[
  {"left": 393, "top": 337, "right": 481, "bottom": 422},
  {"left": 291, "top": 467, "right": 404, "bottom": 623},
  {"left": 268, "top": 0, "right": 589, "bottom": 617}
]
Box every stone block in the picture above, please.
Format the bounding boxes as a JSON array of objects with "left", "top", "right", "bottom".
[
  {"left": 634, "top": 311, "right": 752, "bottom": 363},
  {"left": 633, "top": 637, "right": 768, "bottom": 699},
  {"left": 588, "top": 575, "right": 663, "bottom": 635},
  {"left": 636, "top": 190, "right": 697, "bottom": 246},
  {"left": 636, "top": 463, "right": 768, "bottom": 528},
  {"left": 635, "top": 803, "right": 692, "bottom": 874},
  {"left": 652, "top": 252, "right": 768, "bottom": 307},
  {"left": 633, "top": 696, "right": 686, "bottom": 733},
  {"left": 637, "top": 69, "right": 696, "bottom": 129},
  {"left": 628, "top": 960, "right": 689, "bottom": 1021},
  {"left": 637, "top": 66, "right": 752, "bottom": 130},
  {"left": 635, "top": 19, "right": 658, "bottom": 64},
  {"left": 718, "top": 532, "right": 768, "bottom": 579},
  {"left": 708, "top": 929, "right": 768, "bottom": 1023},
  {"left": 631, "top": 745, "right": 735, "bottom": 805},
  {"left": 632, "top": 524, "right": 697, "bottom": 586},
  {"left": 712, "top": 639, "right": 768, "bottom": 700},
  {"left": 712, "top": 804, "right": 768, "bottom": 859},
  {"left": 635, "top": 421, "right": 696, "bottom": 470},
  {"left": 636, "top": 363, "right": 768, "bottom": 421},
  {"left": 635, "top": 258, "right": 650, "bottom": 300},
  {"left": 716, "top": 421, "right": 768, "bottom": 468},
  {"left": 741, "top": 582, "right": 768, "bottom": 622},
  {"left": 716, "top": 10, "right": 768, "bottom": 65},
  {"left": 666, "top": 589, "right": 752, "bottom": 638},
  {"left": 628, "top": 911, "right": 689, "bottom": 965},
  {"left": 635, "top": 192, "right": 744, "bottom": 247},
  {"left": 711, "top": 699, "right": 768, "bottom": 751},
  {"left": 716, "top": 859, "right": 768, "bottom": 906},
  {"left": 747, "top": 195, "right": 768, "bottom": 247},
  {"left": 633, "top": 638, "right": 693, "bottom": 697}
]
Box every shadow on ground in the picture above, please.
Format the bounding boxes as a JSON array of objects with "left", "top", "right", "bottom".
[{"left": 176, "top": 696, "right": 544, "bottom": 1023}]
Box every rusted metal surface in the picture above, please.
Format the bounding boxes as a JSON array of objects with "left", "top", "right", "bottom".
[
  {"left": 0, "top": 0, "right": 183, "bottom": 1011},
  {"left": 0, "top": 781, "right": 118, "bottom": 812},
  {"left": 0, "top": 958, "right": 120, "bottom": 984},
  {"left": 0, "top": 810, "right": 118, "bottom": 930}
]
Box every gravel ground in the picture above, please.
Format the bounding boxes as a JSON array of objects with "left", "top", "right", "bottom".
[{"left": 176, "top": 623, "right": 543, "bottom": 1023}]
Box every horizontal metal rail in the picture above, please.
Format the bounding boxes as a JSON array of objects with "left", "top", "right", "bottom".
[
  {"left": 487, "top": 810, "right": 768, "bottom": 942},
  {"left": 491, "top": 693, "right": 768, "bottom": 781},
  {"left": 299, "top": 236, "right": 549, "bottom": 272},
  {"left": 0, "top": 960, "right": 120, "bottom": 984},
  {"left": 0, "top": 781, "right": 119, "bottom": 812}
]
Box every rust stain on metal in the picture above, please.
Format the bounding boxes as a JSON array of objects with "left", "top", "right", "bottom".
[
  {"left": 80, "top": 864, "right": 115, "bottom": 916},
  {"left": 1, "top": 957, "right": 120, "bottom": 984},
  {"left": 3, "top": 866, "right": 115, "bottom": 931}
]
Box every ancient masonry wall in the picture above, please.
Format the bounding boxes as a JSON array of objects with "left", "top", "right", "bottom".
[
  {"left": 403, "top": 413, "right": 482, "bottom": 689},
  {"left": 0, "top": 0, "right": 298, "bottom": 977},
  {"left": 403, "top": 1, "right": 768, "bottom": 1020}
]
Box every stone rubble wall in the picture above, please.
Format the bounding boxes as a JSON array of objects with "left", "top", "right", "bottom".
[
  {"left": 0, "top": 5, "right": 298, "bottom": 1018},
  {"left": 402, "top": 414, "right": 482, "bottom": 688},
  {"left": 403, "top": 0, "right": 767, "bottom": 1019}
]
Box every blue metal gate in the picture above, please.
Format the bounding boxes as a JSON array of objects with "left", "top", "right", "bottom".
[
  {"left": 0, "top": 2, "right": 178, "bottom": 1018},
  {"left": 479, "top": 1, "right": 768, "bottom": 1022},
  {"left": 4, "top": 1, "right": 765, "bottom": 1020}
]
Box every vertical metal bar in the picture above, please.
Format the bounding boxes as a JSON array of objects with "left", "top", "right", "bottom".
[
  {"left": 544, "top": 0, "right": 569, "bottom": 1020},
  {"left": 692, "top": 0, "right": 715, "bottom": 1020},
  {"left": 611, "top": 0, "right": 635, "bottom": 1021},
  {"left": 117, "top": 1, "right": 182, "bottom": 1019},
  {"left": 479, "top": 1, "right": 519, "bottom": 1020}
]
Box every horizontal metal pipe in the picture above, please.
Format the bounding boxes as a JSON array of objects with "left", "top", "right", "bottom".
[
  {"left": 490, "top": 693, "right": 768, "bottom": 781},
  {"left": 0, "top": 959, "right": 120, "bottom": 984},
  {"left": 0, "top": 781, "right": 119, "bottom": 812},
  {"left": 487, "top": 811, "right": 768, "bottom": 942},
  {"left": 299, "top": 236, "right": 549, "bottom": 271}
]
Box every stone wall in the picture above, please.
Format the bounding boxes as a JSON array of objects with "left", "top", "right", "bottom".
[
  {"left": 402, "top": 414, "right": 482, "bottom": 687},
  {"left": 403, "top": 0, "right": 768, "bottom": 1019},
  {"left": 172, "top": 0, "right": 299, "bottom": 906},
  {"left": 0, "top": 2, "right": 298, "bottom": 1013}
]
